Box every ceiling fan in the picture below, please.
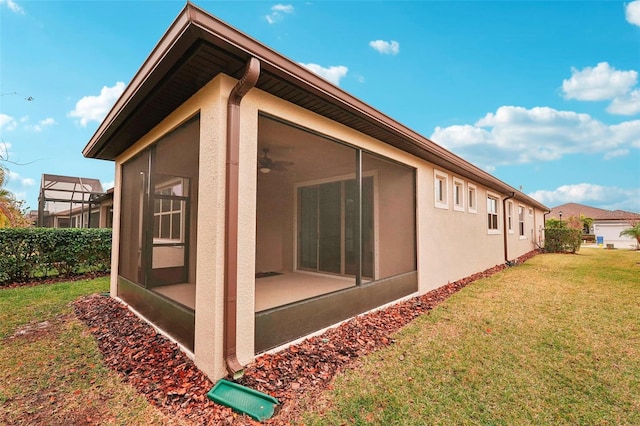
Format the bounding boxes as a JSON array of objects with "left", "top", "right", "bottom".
[{"left": 258, "top": 148, "right": 294, "bottom": 173}]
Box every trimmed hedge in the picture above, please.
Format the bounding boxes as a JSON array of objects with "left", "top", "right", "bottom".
[
  {"left": 544, "top": 227, "right": 582, "bottom": 253},
  {"left": 0, "top": 228, "right": 112, "bottom": 284}
]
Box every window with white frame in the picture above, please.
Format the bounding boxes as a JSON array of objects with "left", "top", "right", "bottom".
[
  {"left": 153, "top": 178, "right": 186, "bottom": 242},
  {"left": 468, "top": 183, "right": 477, "bottom": 213},
  {"left": 453, "top": 178, "right": 464, "bottom": 211},
  {"left": 487, "top": 194, "right": 500, "bottom": 233},
  {"left": 434, "top": 170, "right": 448, "bottom": 209},
  {"left": 507, "top": 201, "right": 514, "bottom": 233},
  {"left": 528, "top": 207, "right": 533, "bottom": 217},
  {"left": 518, "top": 205, "right": 525, "bottom": 238}
]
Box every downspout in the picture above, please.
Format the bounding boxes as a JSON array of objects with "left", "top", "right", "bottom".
[
  {"left": 541, "top": 209, "right": 551, "bottom": 249},
  {"left": 224, "top": 57, "right": 260, "bottom": 379},
  {"left": 502, "top": 192, "right": 515, "bottom": 264}
]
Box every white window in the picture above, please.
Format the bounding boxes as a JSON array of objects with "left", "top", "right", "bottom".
[
  {"left": 528, "top": 207, "right": 534, "bottom": 217},
  {"left": 518, "top": 205, "right": 526, "bottom": 238},
  {"left": 468, "top": 183, "right": 477, "bottom": 213},
  {"left": 153, "top": 178, "right": 187, "bottom": 242},
  {"left": 507, "top": 201, "right": 514, "bottom": 233},
  {"left": 487, "top": 193, "right": 500, "bottom": 234},
  {"left": 453, "top": 178, "right": 464, "bottom": 211},
  {"left": 434, "top": 170, "right": 448, "bottom": 209}
]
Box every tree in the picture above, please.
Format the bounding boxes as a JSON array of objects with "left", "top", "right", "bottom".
[
  {"left": 0, "top": 159, "right": 30, "bottom": 228},
  {"left": 545, "top": 218, "right": 563, "bottom": 229},
  {"left": 619, "top": 222, "right": 640, "bottom": 250},
  {"left": 580, "top": 214, "right": 594, "bottom": 234}
]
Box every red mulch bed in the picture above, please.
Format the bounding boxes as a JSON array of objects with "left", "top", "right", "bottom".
[{"left": 73, "top": 251, "right": 539, "bottom": 425}]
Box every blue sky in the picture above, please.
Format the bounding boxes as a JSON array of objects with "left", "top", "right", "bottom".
[{"left": 1, "top": 0, "right": 639, "bottom": 213}]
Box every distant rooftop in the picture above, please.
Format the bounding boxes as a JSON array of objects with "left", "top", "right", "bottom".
[{"left": 548, "top": 203, "right": 640, "bottom": 221}]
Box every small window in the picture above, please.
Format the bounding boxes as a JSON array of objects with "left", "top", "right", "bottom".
[
  {"left": 507, "top": 201, "right": 514, "bottom": 234},
  {"left": 434, "top": 170, "right": 448, "bottom": 209},
  {"left": 468, "top": 183, "right": 477, "bottom": 213},
  {"left": 487, "top": 194, "right": 500, "bottom": 233},
  {"left": 453, "top": 178, "right": 464, "bottom": 211},
  {"left": 528, "top": 207, "right": 534, "bottom": 217},
  {"left": 153, "top": 177, "right": 188, "bottom": 243},
  {"left": 518, "top": 205, "right": 525, "bottom": 238}
]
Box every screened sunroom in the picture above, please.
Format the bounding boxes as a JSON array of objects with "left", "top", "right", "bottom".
[
  {"left": 254, "top": 115, "right": 417, "bottom": 352},
  {"left": 114, "top": 111, "right": 418, "bottom": 353},
  {"left": 117, "top": 117, "right": 200, "bottom": 351}
]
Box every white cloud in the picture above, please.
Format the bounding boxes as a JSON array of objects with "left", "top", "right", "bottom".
[
  {"left": 266, "top": 4, "right": 294, "bottom": 24},
  {"left": 4, "top": 169, "right": 35, "bottom": 189},
  {"left": 607, "top": 89, "right": 640, "bottom": 115},
  {"left": 603, "top": 148, "right": 629, "bottom": 160},
  {"left": 102, "top": 181, "right": 114, "bottom": 190},
  {"left": 529, "top": 183, "right": 640, "bottom": 212},
  {"left": 626, "top": 0, "right": 640, "bottom": 26},
  {"left": 12, "top": 191, "right": 26, "bottom": 201},
  {"left": 430, "top": 106, "right": 640, "bottom": 168},
  {"left": 562, "top": 62, "right": 637, "bottom": 101},
  {"left": 6, "top": 170, "right": 19, "bottom": 181},
  {"left": 299, "top": 63, "right": 348, "bottom": 86},
  {"left": 369, "top": 40, "right": 400, "bottom": 55},
  {"left": 68, "top": 82, "right": 125, "bottom": 127},
  {"left": 0, "top": 0, "right": 24, "bottom": 14},
  {"left": 0, "top": 113, "right": 17, "bottom": 131},
  {"left": 25, "top": 117, "right": 57, "bottom": 132}
]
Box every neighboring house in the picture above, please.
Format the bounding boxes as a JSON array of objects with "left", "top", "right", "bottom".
[
  {"left": 25, "top": 210, "right": 38, "bottom": 227},
  {"left": 82, "top": 3, "right": 548, "bottom": 381},
  {"left": 548, "top": 203, "right": 640, "bottom": 249},
  {"left": 37, "top": 174, "right": 113, "bottom": 228},
  {"left": 93, "top": 187, "right": 115, "bottom": 228}
]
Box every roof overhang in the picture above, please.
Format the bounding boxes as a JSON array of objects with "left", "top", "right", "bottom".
[{"left": 82, "top": 2, "right": 547, "bottom": 211}]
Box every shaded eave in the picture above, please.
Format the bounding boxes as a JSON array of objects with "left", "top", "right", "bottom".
[{"left": 82, "top": 2, "right": 547, "bottom": 211}]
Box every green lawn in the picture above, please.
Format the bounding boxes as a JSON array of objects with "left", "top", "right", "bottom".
[
  {"left": 0, "top": 277, "right": 183, "bottom": 425},
  {"left": 2, "top": 249, "right": 638, "bottom": 425},
  {"left": 301, "top": 249, "right": 640, "bottom": 425}
]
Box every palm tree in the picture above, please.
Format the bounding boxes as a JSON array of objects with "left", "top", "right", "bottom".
[
  {"left": 0, "top": 164, "right": 15, "bottom": 227},
  {"left": 0, "top": 162, "right": 28, "bottom": 228},
  {"left": 619, "top": 222, "right": 640, "bottom": 249}
]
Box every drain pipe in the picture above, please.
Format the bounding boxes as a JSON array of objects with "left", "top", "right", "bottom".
[
  {"left": 541, "top": 209, "right": 551, "bottom": 249},
  {"left": 224, "top": 57, "right": 260, "bottom": 379},
  {"left": 502, "top": 192, "right": 515, "bottom": 264}
]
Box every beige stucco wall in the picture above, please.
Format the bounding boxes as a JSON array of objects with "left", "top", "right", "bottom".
[
  {"left": 110, "top": 70, "right": 543, "bottom": 382},
  {"left": 419, "top": 173, "right": 505, "bottom": 291},
  {"left": 505, "top": 203, "right": 542, "bottom": 260}
]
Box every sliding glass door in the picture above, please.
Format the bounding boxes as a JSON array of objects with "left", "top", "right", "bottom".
[{"left": 297, "top": 177, "right": 373, "bottom": 278}]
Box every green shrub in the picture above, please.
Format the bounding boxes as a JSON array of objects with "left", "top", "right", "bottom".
[
  {"left": 544, "top": 227, "right": 582, "bottom": 253},
  {"left": 0, "top": 228, "right": 111, "bottom": 284}
]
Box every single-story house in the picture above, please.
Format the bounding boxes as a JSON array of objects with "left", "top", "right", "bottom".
[
  {"left": 37, "top": 174, "right": 113, "bottom": 228},
  {"left": 82, "top": 3, "right": 548, "bottom": 381},
  {"left": 548, "top": 203, "right": 640, "bottom": 249}
]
